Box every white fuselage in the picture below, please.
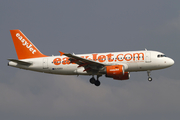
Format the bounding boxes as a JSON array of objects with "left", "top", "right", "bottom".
[{"left": 8, "top": 50, "right": 174, "bottom": 76}]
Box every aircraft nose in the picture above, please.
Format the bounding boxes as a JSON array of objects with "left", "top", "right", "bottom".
[{"left": 168, "top": 58, "right": 174, "bottom": 66}]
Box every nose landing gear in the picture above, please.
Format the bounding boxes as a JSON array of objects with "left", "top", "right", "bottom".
[
  {"left": 147, "top": 70, "right": 152, "bottom": 82},
  {"left": 148, "top": 77, "right": 152, "bottom": 81},
  {"left": 89, "top": 75, "right": 101, "bottom": 86}
]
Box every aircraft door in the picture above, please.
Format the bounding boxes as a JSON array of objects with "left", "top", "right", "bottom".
[
  {"left": 145, "top": 52, "right": 151, "bottom": 63},
  {"left": 43, "top": 58, "right": 48, "bottom": 69}
]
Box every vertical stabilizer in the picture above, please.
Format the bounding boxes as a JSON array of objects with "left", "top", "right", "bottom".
[{"left": 10, "top": 30, "right": 47, "bottom": 60}]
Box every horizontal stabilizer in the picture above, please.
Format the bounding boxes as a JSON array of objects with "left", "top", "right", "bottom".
[{"left": 8, "top": 59, "right": 32, "bottom": 66}]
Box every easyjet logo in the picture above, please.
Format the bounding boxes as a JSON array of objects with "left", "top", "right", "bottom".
[
  {"left": 16, "top": 33, "right": 36, "bottom": 54},
  {"left": 53, "top": 52, "right": 144, "bottom": 65},
  {"left": 110, "top": 69, "right": 119, "bottom": 71}
]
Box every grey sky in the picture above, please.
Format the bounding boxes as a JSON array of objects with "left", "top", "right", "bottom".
[{"left": 0, "top": 0, "right": 180, "bottom": 120}]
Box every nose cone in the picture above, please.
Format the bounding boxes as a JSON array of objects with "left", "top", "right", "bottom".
[{"left": 167, "top": 58, "right": 174, "bottom": 67}]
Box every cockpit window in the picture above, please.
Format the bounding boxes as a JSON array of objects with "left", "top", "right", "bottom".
[{"left": 157, "top": 54, "right": 166, "bottom": 58}]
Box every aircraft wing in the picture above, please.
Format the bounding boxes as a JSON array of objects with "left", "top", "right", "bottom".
[{"left": 59, "top": 51, "right": 105, "bottom": 71}]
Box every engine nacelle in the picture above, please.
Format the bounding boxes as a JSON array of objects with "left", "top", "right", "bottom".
[
  {"left": 113, "top": 72, "right": 130, "bottom": 80},
  {"left": 105, "top": 65, "right": 130, "bottom": 80},
  {"left": 105, "top": 65, "right": 124, "bottom": 77}
]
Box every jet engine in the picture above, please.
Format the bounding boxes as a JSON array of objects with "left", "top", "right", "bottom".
[{"left": 105, "top": 65, "right": 130, "bottom": 80}]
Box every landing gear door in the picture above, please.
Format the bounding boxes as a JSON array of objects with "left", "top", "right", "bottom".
[{"left": 145, "top": 52, "right": 151, "bottom": 63}]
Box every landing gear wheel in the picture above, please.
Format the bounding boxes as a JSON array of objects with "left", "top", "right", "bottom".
[
  {"left": 94, "top": 80, "right": 101, "bottom": 86},
  {"left": 148, "top": 77, "right": 152, "bottom": 82},
  {"left": 89, "top": 75, "right": 102, "bottom": 86},
  {"left": 89, "top": 77, "right": 95, "bottom": 84}
]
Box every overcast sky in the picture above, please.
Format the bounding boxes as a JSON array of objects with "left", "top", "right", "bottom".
[{"left": 0, "top": 0, "right": 180, "bottom": 120}]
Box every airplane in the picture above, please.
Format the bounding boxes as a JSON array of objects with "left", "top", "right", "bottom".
[{"left": 8, "top": 30, "right": 174, "bottom": 86}]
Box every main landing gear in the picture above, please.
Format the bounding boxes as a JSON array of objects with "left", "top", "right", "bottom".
[
  {"left": 89, "top": 75, "right": 101, "bottom": 86},
  {"left": 147, "top": 70, "right": 152, "bottom": 82}
]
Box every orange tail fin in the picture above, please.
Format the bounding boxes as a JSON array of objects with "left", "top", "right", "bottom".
[{"left": 10, "top": 30, "right": 47, "bottom": 60}]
